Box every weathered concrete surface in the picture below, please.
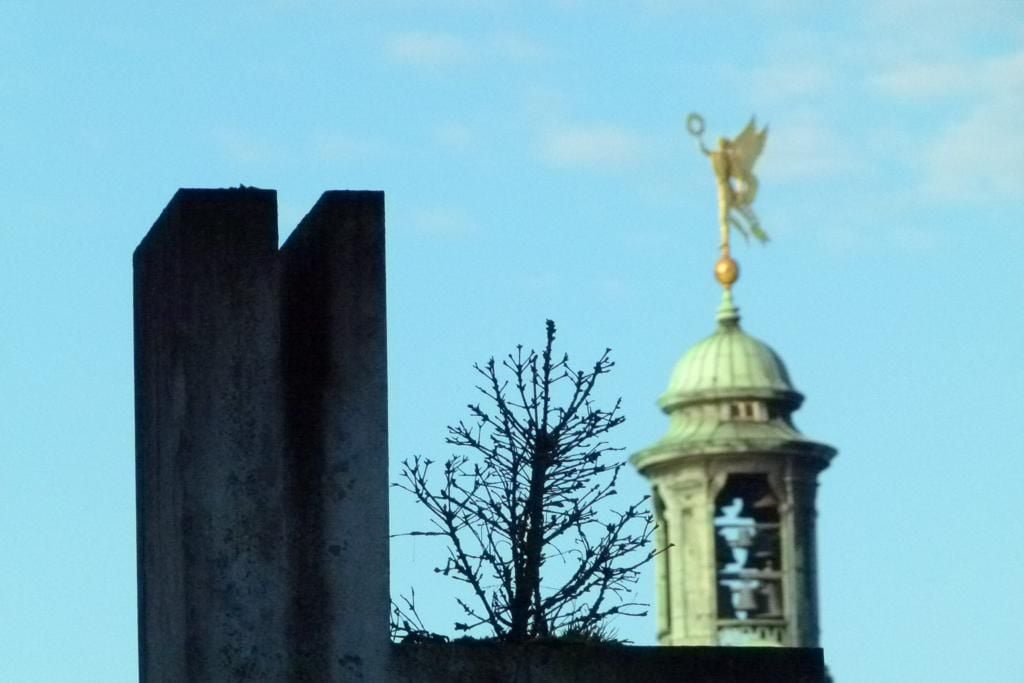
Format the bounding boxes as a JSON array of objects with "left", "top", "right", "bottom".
[
  {"left": 134, "top": 189, "right": 289, "bottom": 681},
  {"left": 280, "top": 192, "right": 389, "bottom": 681},
  {"left": 135, "top": 189, "right": 389, "bottom": 681},
  {"left": 391, "top": 642, "right": 827, "bottom": 682}
]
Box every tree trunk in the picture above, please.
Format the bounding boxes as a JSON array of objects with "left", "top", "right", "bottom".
[{"left": 511, "top": 432, "right": 552, "bottom": 640}]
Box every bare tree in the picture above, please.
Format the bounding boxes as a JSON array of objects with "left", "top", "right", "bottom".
[{"left": 394, "top": 320, "right": 654, "bottom": 642}]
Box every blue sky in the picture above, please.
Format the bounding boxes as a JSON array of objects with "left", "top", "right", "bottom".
[{"left": 2, "top": 1, "right": 1022, "bottom": 680}]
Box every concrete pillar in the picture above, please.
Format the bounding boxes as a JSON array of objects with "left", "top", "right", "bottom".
[
  {"left": 134, "top": 189, "right": 289, "bottom": 681},
  {"left": 280, "top": 192, "right": 389, "bottom": 680},
  {"left": 134, "top": 189, "right": 389, "bottom": 681}
]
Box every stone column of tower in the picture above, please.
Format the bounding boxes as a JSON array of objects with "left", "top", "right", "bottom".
[{"left": 631, "top": 289, "right": 835, "bottom": 648}]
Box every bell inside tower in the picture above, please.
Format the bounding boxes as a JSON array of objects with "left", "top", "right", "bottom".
[{"left": 713, "top": 473, "right": 785, "bottom": 645}]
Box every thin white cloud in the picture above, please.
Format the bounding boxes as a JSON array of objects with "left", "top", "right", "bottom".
[
  {"left": 434, "top": 123, "right": 477, "bottom": 152},
  {"left": 724, "top": 62, "right": 834, "bottom": 103},
  {"left": 868, "top": 49, "right": 1024, "bottom": 202},
  {"left": 818, "top": 221, "right": 870, "bottom": 255},
  {"left": 311, "top": 132, "right": 383, "bottom": 161},
  {"left": 752, "top": 63, "right": 833, "bottom": 100},
  {"left": 385, "top": 30, "right": 548, "bottom": 68},
  {"left": 386, "top": 31, "right": 471, "bottom": 67},
  {"left": 212, "top": 128, "right": 277, "bottom": 165},
  {"left": 597, "top": 276, "right": 634, "bottom": 301},
  {"left": 410, "top": 207, "right": 478, "bottom": 238},
  {"left": 520, "top": 86, "right": 572, "bottom": 127},
  {"left": 491, "top": 32, "right": 548, "bottom": 61},
  {"left": 638, "top": 0, "right": 821, "bottom": 18},
  {"left": 922, "top": 92, "right": 1024, "bottom": 202},
  {"left": 863, "top": 0, "right": 1020, "bottom": 49},
  {"left": 768, "top": 199, "right": 942, "bottom": 256},
  {"left": 885, "top": 225, "right": 939, "bottom": 253},
  {"left": 758, "top": 119, "right": 856, "bottom": 182},
  {"left": 870, "top": 51, "right": 1024, "bottom": 100},
  {"left": 870, "top": 62, "right": 975, "bottom": 99},
  {"left": 539, "top": 124, "right": 648, "bottom": 169},
  {"left": 635, "top": 0, "right": 706, "bottom": 13}
]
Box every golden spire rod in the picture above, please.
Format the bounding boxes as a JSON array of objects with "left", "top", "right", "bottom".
[{"left": 686, "top": 113, "right": 769, "bottom": 290}]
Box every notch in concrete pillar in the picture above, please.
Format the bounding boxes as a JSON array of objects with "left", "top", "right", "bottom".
[
  {"left": 280, "top": 191, "right": 389, "bottom": 680},
  {"left": 134, "top": 189, "right": 288, "bottom": 681}
]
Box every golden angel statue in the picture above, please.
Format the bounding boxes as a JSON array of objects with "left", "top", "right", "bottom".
[{"left": 687, "top": 113, "right": 769, "bottom": 254}]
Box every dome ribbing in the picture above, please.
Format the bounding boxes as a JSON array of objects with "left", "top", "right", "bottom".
[{"left": 659, "top": 290, "right": 802, "bottom": 413}]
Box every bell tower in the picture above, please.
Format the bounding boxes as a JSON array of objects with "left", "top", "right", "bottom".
[
  {"left": 632, "top": 283, "right": 835, "bottom": 647},
  {"left": 635, "top": 113, "right": 836, "bottom": 648}
]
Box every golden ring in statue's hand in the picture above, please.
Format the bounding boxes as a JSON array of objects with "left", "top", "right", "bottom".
[{"left": 686, "top": 113, "right": 705, "bottom": 137}]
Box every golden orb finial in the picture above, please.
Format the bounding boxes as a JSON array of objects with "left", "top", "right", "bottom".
[{"left": 715, "top": 254, "right": 739, "bottom": 289}]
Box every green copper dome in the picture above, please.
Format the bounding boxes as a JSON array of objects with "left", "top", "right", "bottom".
[
  {"left": 632, "top": 289, "right": 834, "bottom": 472},
  {"left": 659, "top": 290, "right": 803, "bottom": 413}
]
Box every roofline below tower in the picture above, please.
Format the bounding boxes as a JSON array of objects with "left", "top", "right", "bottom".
[{"left": 631, "top": 439, "right": 836, "bottom": 476}]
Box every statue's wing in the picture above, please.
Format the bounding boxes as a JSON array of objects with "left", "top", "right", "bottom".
[{"left": 731, "top": 118, "right": 767, "bottom": 175}]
